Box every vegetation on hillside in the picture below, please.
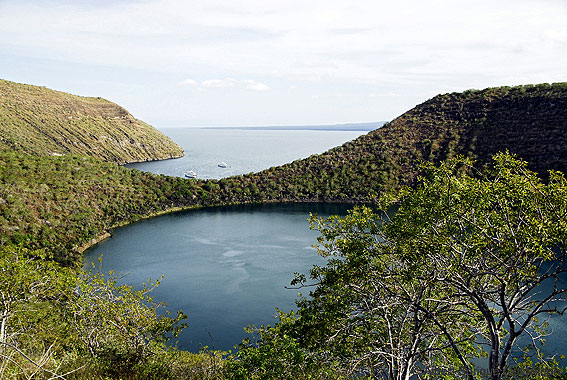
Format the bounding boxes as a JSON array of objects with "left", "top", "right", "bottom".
[
  {"left": 5, "top": 153, "right": 566, "bottom": 379},
  {"left": 0, "top": 79, "right": 184, "bottom": 163},
  {"left": 1, "top": 82, "right": 567, "bottom": 378},
  {"left": 2, "top": 82, "right": 567, "bottom": 264},
  {"left": 230, "top": 153, "right": 567, "bottom": 380},
  {"left": 0, "top": 150, "right": 202, "bottom": 264},
  {"left": 223, "top": 82, "right": 567, "bottom": 204}
]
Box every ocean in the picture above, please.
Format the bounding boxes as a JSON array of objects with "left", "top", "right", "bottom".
[{"left": 126, "top": 127, "right": 370, "bottom": 178}]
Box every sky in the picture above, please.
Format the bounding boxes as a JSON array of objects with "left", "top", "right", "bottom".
[{"left": 1, "top": 0, "right": 566, "bottom": 127}]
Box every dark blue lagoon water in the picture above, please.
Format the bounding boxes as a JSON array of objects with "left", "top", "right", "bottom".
[
  {"left": 126, "top": 127, "right": 367, "bottom": 179},
  {"left": 84, "top": 203, "right": 353, "bottom": 352},
  {"left": 83, "top": 202, "right": 567, "bottom": 358},
  {"left": 88, "top": 128, "right": 365, "bottom": 351}
]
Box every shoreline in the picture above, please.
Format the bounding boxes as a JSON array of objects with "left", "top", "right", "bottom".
[
  {"left": 76, "top": 203, "right": 205, "bottom": 253},
  {"left": 75, "top": 198, "right": 372, "bottom": 255},
  {"left": 119, "top": 152, "right": 184, "bottom": 165}
]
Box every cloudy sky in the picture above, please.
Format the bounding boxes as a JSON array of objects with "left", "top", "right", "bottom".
[{"left": 1, "top": 0, "right": 566, "bottom": 127}]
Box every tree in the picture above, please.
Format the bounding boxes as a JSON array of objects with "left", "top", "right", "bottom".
[
  {"left": 283, "top": 153, "right": 567, "bottom": 380},
  {"left": 0, "top": 245, "right": 77, "bottom": 379},
  {"left": 70, "top": 259, "right": 187, "bottom": 377},
  {"left": 0, "top": 246, "right": 189, "bottom": 379}
]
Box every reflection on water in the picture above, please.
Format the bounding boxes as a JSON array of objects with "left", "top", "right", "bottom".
[
  {"left": 84, "top": 203, "right": 353, "bottom": 351},
  {"left": 83, "top": 202, "right": 567, "bottom": 359}
]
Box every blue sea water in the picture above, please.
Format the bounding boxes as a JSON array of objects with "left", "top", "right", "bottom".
[{"left": 126, "top": 127, "right": 367, "bottom": 178}]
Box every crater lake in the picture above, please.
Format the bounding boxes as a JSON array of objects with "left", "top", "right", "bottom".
[{"left": 85, "top": 126, "right": 368, "bottom": 351}]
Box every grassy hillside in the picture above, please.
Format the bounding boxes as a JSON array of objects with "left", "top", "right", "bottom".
[
  {"left": 2, "top": 82, "right": 567, "bottom": 265},
  {"left": 0, "top": 79, "right": 184, "bottom": 163},
  {"left": 0, "top": 151, "right": 203, "bottom": 264}
]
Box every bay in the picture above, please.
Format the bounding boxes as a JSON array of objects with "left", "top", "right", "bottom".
[
  {"left": 88, "top": 126, "right": 566, "bottom": 361},
  {"left": 125, "top": 127, "right": 367, "bottom": 179}
]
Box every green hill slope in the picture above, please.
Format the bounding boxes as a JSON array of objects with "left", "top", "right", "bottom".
[
  {"left": 213, "top": 82, "right": 567, "bottom": 203},
  {"left": 1, "top": 82, "right": 567, "bottom": 264},
  {"left": 0, "top": 79, "right": 184, "bottom": 163},
  {"left": 378, "top": 83, "right": 567, "bottom": 180},
  {"left": 1, "top": 82, "right": 567, "bottom": 378}
]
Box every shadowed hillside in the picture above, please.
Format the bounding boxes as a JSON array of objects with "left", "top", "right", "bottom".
[
  {"left": 209, "top": 82, "right": 567, "bottom": 204},
  {"left": 0, "top": 79, "right": 184, "bottom": 163},
  {"left": 378, "top": 83, "right": 567, "bottom": 182}
]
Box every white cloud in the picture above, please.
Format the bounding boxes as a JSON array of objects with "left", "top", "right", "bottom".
[
  {"left": 545, "top": 29, "right": 567, "bottom": 44},
  {"left": 201, "top": 78, "right": 237, "bottom": 89},
  {"left": 177, "top": 78, "right": 197, "bottom": 86},
  {"left": 3, "top": 0, "right": 565, "bottom": 86},
  {"left": 243, "top": 80, "right": 269, "bottom": 91},
  {"left": 178, "top": 78, "right": 270, "bottom": 91},
  {"left": 0, "top": 0, "right": 565, "bottom": 125}
]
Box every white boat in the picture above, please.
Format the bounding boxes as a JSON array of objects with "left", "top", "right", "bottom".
[
  {"left": 184, "top": 170, "right": 197, "bottom": 178},
  {"left": 218, "top": 162, "right": 230, "bottom": 168}
]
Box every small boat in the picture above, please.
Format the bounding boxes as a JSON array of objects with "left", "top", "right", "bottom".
[
  {"left": 218, "top": 162, "right": 230, "bottom": 168},
  {"left": 184, "top": 170, "right": 197, "bottom": 178}
]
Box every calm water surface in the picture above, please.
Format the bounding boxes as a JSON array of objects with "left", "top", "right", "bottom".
[
  {"left": 84, "top": 203, "right": 353, "bottom": 351},
  {"left": 126, "top": 128, "right": 366, "bottom": 179},
  {"left": 90, "top": 128, "right": 365, "bottom": 351}
]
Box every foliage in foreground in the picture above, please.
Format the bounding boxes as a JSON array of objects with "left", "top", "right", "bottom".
[
  {"left": 230, "top": 153, "right": 567, "bottom": 380},
  {"left": 0, "top": 245, "right": 226, "bottom": 379},
  {"left": 3, "top": 152, "right": 567, "bottom": 379}
]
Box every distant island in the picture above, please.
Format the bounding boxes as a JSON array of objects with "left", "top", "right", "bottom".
[{"left": 202, "top": 121, "right": 387, "bottom": 131}]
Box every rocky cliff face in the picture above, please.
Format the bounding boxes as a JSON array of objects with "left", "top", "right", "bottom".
[{"left": 0, "top": 79, "right": 184, "bottom": 163}]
